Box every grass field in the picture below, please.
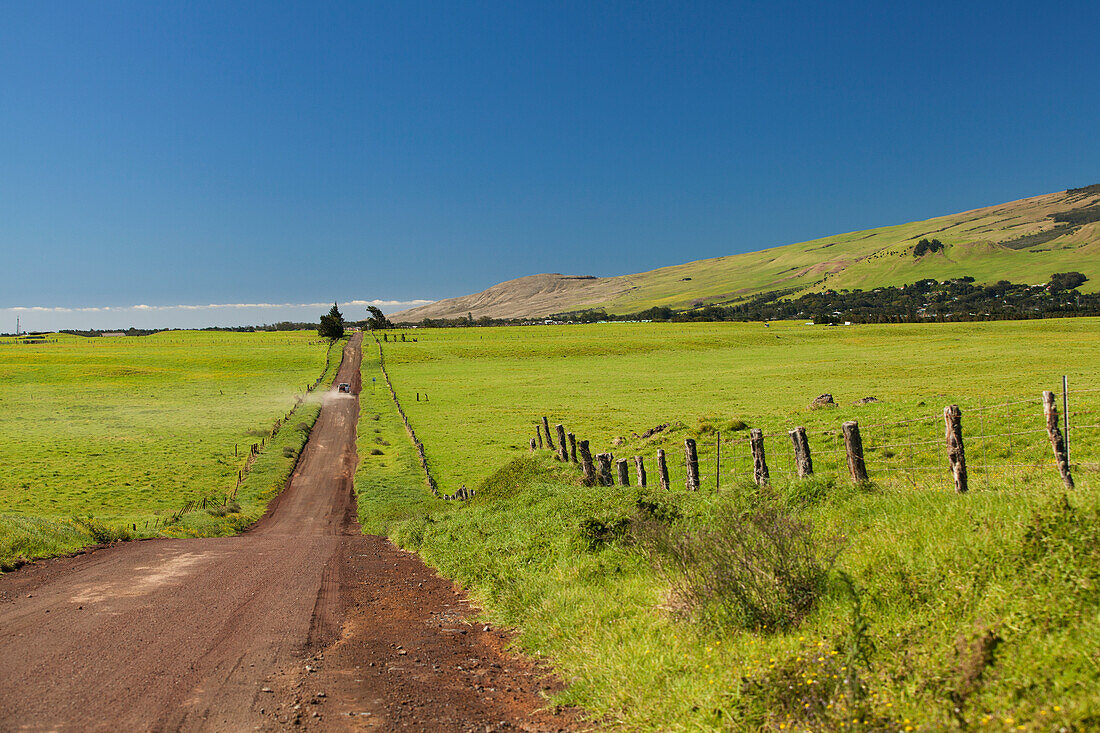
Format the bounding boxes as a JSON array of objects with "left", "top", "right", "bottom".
[
  {"left": 356, "top": 319, "right": 1100, "bottom": 731},
  {"left": 378, "top": 319, "right": 1100, "bottom": 494},
  {"left": 0, "top": 331, "right": 342, "bottom": 568}
]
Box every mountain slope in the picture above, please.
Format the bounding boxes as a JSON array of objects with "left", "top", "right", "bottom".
[
  {"left": 392, "top": 185, "right": 1100, "bottom": 321},
  {"left": 392, "top": 273, "right": 629, "bottom": 321}
]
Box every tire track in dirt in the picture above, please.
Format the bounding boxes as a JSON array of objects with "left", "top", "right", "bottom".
[{"left": 0, "top": 332, "right": 582, "bottom": 732}]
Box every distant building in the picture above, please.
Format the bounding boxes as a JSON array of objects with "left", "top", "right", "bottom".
[{"left": 101, "top": 332, "right": 126, "bottom": 337}]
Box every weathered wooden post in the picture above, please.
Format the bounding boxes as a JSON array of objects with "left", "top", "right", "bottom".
[
  {"left": 842, "top": 421, "right": 868, "bottom": 483},
  {"left": 542, "top": 416, "right": 556, "bottom": 450},
  {"left": 530, "top": 437, "right": 537, "bottom": 452},
  {"left": 789, "top": 426, "right": 813, "bottom": 478},
  {"left": 715, "top": 432, "right": 721, "bottom": 491},
  {"left": 750, "top": 428, "right": 769, "bottom": 486},
  {"left": 568, "top": 433, "right": 578, "bottom": 463},
  {"left": 684, "top": 438, "right": 700, "bottom": 491},
  {"left": 616, "top": 458, "right": 630, "bottom": 486},
  {"left": 596, "top": 453, "right": 614, "bottom": 487},
  {"left": 943, "top": 405, "right": 968, "bottom": 493},
  {"left": 537, "top": 428, "right": 543, "bottom": 449},
  {"left": 657, "top": 449, "right": 670, "bottom": 490},
  {"left": 1043, "top": 390, "right": 1074, "bottom": 489},
  {"left": 634, "top": 456, "right": 647, "bottom": 487},
  {"left": 579, "top": 440, "right": 596, "bottom": 485},
  {"left": 555, "top": 424, "right": 568, "bottom": 462}
]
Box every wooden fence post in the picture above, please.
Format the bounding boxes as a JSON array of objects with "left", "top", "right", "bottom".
[
  {"left": 530, "top": 437, "right": 537, "bottom": 452},
  {"left": 568, "top": 433, "right": 578, "bottom": 463},
  {"left": 579, "top": 440, "right": 597, "bottom": 485},
  {"left": 634, "top": 456, "right": 647, "bottom": 487},
  {"left": 943, "top": 405, "right": 968, "bottom": 493},
  {"left": 616, "top": 458, "right": 630, "bottom": 486},
  {"left": 537, "top": 428, "right": 543, "bottom": 449},
  {"left": 596, "top": 453, "right": 614, "bottom": 487},
  {"left": 750, "top": 428, "right": 769, "bottom": 486},
  {"left": 542, "top": 416, "right": 556, "bottom": 450},
  {"left": 789, "top": 426, "right": 813, "bottom": 478},
  {"left": 1043, "top": 390, "right": 1074, "bottom": 489},
  {"left": 842, "top": 421, "right": 868, "bottom": 483},
  {"left": 684, "top": 439, "right": 700, "bottom": 491},
  {"left": 657, "top": 449, "right": 670, "bottom": 491},
  {"left": 715, "top": 432, "right": 721, "bottom": 491},
  {"left": 555, "top": 424, "right": 568, "bottom": 462}
]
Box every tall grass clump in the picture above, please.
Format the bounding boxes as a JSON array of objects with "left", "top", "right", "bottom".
[{"left": 635, "top": 499, "right": 841, "bottom": 633}]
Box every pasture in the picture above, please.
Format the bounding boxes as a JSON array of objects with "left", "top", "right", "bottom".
[
  {"left": 0, "top": 331, "right": 341, "bottom": 566},
  {"left": 378, "top": 319, "right": 1100, "bottom": 494},
  {"left": 362, "top": 319, "right": 1100, "bottom": 731}
]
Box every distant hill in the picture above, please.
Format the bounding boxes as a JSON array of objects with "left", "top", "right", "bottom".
[{"left": 391, "top": 185, "right": 1100, "bottom": 322}]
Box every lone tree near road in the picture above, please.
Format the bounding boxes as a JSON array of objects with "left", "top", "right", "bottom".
[
  {"left": 366, "top": 306, "right": 393, "bottom": 330},
  {"left": 319, "top": 302, "right": 345, "bottom": 340}
]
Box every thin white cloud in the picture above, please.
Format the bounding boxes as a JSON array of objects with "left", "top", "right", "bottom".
[
  {"left": 5, "top": 299, "right": 432, "bottom": 313},
  {"left": 1, "top": 299, "right": 435, "bottom": 332}
]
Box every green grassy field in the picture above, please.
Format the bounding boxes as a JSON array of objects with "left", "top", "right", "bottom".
[
  {"left": 0, "top": 331, "right": 342, "bottom": 568},
  {"left": 378, "top": 320, "right": 1099, "bottom": 494},
  {"left": 356, "top": 320, "right": 1100, "bottom": 731}
]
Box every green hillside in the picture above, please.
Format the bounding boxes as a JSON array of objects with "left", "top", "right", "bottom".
[
  {"left": 393, "top": 185, "right": 1100, "bottom": 322},
  {"left": 603, "top": 185, "right": 1100, "bottom": 313}
]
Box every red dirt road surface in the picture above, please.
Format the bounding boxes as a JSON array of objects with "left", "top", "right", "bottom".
[{"left": 0, "top": 333, "right": 580, "bottom": 732}]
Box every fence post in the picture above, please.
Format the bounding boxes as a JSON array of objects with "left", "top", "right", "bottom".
[
  {"left": 1063, "top": 375, "right": 1070, "bottom": 465},
  {"left": 944, "top": 405, "right": 968, "bottom": 493},
  {"left": 842, "top": 421, "right": 868, "bottom": 483},
  {"left": 555, "top": 424, "right": 568, "bottom": 462},
  {"left": 537, "top": 427, "right": 543, "bottom": 449},
  {"left": 616, "top": 458, "right": 630, "bottom": 486},
  {"left": 542, "top": 416, "right": 556, "bottom": 450},
  {"left": 1043, "top": 390, "right": 1074, "bottom": 489},
  {"left": 715, "top": 431, "right": 721, "bottom": 491},
  {"left": 657, "top": 449, "right": 670, "bottom": 490},
  {"left": 749, "top": 428, "right": 769, "bottom": 486},
  {"left": 634, "top": 456, "right": 647, "bottom": 487},
  {"left": 530, "top": 437, "right": 537, "bottom": 452},
  {"left": 596, "top": 453, "right": 614, "bottom": 487},
  {"left": 789, "top": 426, "right": 813, "bottom": 478},
  {"left": 579, "top": 440, "right": 596, "bottom": 485},
  {"left": 684, "top": 439, "right": 700, "bottom": 491},
  {"left": 568, "top": 433, "right": 578, "bottom": 463}
]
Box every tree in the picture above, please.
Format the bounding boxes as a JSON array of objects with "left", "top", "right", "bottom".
[
  {"left": 1049, "top": 272, "right": 1088, "bottom": 292},
  {"left": 365, "top": 306, "right": 392, "bottom": 330},
  {"left": 318, "top": 302, "right": 345, "bottom": 340}
]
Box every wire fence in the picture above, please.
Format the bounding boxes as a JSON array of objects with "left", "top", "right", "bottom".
[
  {"left": 704, "top": 380, "right": 1098, "bottom": 491},
  {"left": 538, "top": 378, "right": 1098, "bottom": 493}
]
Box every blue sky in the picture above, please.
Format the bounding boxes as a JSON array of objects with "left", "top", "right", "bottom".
[{"left": 2, "top": 1, "right": 1098, "bottom": 329}]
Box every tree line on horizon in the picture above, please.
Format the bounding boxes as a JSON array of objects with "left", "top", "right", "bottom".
[{"left": 403, "top": 272, "right": 1097, "bottom": 327}]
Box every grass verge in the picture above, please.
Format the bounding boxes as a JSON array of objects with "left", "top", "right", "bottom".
[{"left": 379, "top": 456, "right": 1098, "bottom": 731}]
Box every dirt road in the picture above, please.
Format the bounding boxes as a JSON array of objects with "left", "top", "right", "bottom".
[{"left": 0, "top": 333, "right": 577, "bottom": 732}]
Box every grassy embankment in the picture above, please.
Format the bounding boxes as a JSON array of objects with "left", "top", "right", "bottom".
[
  {"left": 0, "top": 331, "right": 344, "bottom": 569},
  {"left": 354, "top": 320, "right": 1100, "bottom": 731}
]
